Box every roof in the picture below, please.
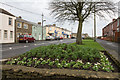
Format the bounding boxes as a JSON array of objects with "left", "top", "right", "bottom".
[
  {"left": 16, "top": 17, "right": 33, "bottom": 25},
  {"left": 44, "top": 25, "right": 71, "bottom": 32},
  {"left": 0, "top": 8, "right": 15, "bottom": 17}
]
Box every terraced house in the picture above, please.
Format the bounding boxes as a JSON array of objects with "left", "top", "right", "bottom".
[
  {"left": 45, "top": 24, "right": 71, "bottom": 38},
  {"left": 15, "top": 17, "right": 32, "bottom": 43},
  {"left": 32, "top": 22, "right": 46, "bottom": 40},
  {"left": 0, "top": 8, "right": 16, "bottom": 43},
  {"left": 102, "top": 18, "right": 120, "bottom": 42}
]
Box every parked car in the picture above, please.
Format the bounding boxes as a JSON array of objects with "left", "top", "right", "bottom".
[
  {"left": 19, "top": 35, "right": 35, "bottom": 43},
  {"left": 46, "top": 36, "right": 55, "bottom": 41},
  {"left": 71, "top": 37, "right": 76, "bottom": 39},
  {"left": 60, "top": 36, "right": 63, "bottom": 40},
  {"left": 55, "top": 36, "right": 60, "bottom": 40}
]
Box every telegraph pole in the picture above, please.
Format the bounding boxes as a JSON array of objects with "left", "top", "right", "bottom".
[
  {"left": 42, "top": 14, "right": 44, "bottom": 40},
  {"left": 94, "top": 4, "right": 96, "bottom": 42}
]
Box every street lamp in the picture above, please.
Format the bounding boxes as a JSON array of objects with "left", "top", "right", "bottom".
[{"left": 42, "top": 14, "right": 46, "bottom": 40}]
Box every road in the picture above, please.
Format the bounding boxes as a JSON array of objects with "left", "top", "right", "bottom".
[
  {"left": 1, "top": 39, "right": 76, "bottom": 59},
  {"left": 97, "top": 39, "right": 120, "bottom": 62}
]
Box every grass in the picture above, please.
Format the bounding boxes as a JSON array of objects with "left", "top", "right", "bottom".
[{"left": 72, "top": 39, "right": 105, "bottom": 51}]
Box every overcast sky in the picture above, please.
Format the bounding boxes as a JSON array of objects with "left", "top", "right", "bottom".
[{"left": 0, "top": 0, "right": 120, "bottom": 37}]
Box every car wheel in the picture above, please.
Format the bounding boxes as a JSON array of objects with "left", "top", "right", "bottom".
[
  {"left": 26, "top": 40, "right": 28, "bottom": 43},
  {"left": 33, "top": 40, "right": 35, "bottom": 43}
]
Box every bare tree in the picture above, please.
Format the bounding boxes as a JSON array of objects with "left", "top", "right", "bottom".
[{"left": 49, "top": 0, "right": 117, "bottom": 45}]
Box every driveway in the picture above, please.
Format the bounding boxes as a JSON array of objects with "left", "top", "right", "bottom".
[{"left": 97, "top": 39, "right": 120, "bottom": 62}]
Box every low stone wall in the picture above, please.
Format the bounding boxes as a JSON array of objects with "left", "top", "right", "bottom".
[{"left": 1, "top": 65, "right": 120, "bottom": 80}]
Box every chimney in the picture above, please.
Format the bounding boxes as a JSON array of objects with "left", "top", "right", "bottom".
[
  {"left": 19, "top": 16, "right": 22, "bottom": 18},
  {"left": 38, "top": 22, "right": 41, "bottom": 25},
  {"left": 53, "top": 24, "right": 56, "bottom": 26},
  {"left": 113, "top": 19, "right": 116, "bottom": 22}
]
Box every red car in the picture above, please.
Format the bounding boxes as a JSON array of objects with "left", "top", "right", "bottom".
[
  {"left": 19, "top": 35, "right": 35, "bottom": 43},
  {"left": 60, "top": 36, "right": 63, "bottom": 40}
]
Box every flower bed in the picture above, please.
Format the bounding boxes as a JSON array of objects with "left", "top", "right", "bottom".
[{"left": 5, "top": 43, "right": 115, "bottom": 72}]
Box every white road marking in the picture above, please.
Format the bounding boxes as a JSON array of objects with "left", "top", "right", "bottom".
[
  {"left": 42, "top": 43, "right": 45, "bottom": 44},
  {"left": 9, "top": 47, "right": 12, "bottom": 50},
  {"left": 24, "top": 46, "right": 28, "bottom": 47},
  {"left": 37, "top": 44, "right": 42, "bottom": 45},
  {"left": 34, "top": 44, "right": 37, "bottom": 45},
  {"left": 60, "top": 40, "right": 63, "bottom": 42}
]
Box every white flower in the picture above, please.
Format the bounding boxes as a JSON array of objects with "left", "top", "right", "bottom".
[
  {"left": 95, "top": 64, "right": 98, "bottom": 66},
  {"left": 56, "top": 59, "right": 59, "bottom": 60},
  {"left": 87, "top": 62, "right": 90, "bottom": 64},
  {"left": 40, "top": 58, "right": 43, "bottom": 60},
  {"left": 97, "top": 62, "right": 100, "bottom": 65},
  {"left": 77, "top": 60, "right": 83, "bottom": 63},
  {"left": 33, "top": 58, "right": 37, "bottom": 60},
  {"left": 58, "top": 63, "right": 61, "bottom": 65}
]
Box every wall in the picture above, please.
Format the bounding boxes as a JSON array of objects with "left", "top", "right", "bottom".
[
  {"left": 2, "top": 65, "right": 119, "bottom": 80},
  {"left": 32, "top": 24, "right": 42, "bottom": 40},
  {"left": 0, "top": 13, "right": 16, "bottom": 43},
  {"left": 15, "top": 20, "right": 32, "bottom": 42}
]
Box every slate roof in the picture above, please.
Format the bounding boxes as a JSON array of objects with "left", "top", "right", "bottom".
[{"left": 0, "top": 8, "right": 15, "bottom": 17}]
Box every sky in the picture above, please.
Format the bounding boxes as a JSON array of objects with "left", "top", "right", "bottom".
[{"left": 0, "top": 0, "right": 120, "bottom": 37}]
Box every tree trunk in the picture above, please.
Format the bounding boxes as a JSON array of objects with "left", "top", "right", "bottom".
[{"left": 76, "top": 20, "right": 83, "bottom": 45}]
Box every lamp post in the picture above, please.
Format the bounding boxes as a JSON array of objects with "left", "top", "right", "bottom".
[
  {"left": 42, "top": 14, "right": 46, "bottom": 40},
  {"left": 94, "top": 4, "right": 96, "bottom": 42}
]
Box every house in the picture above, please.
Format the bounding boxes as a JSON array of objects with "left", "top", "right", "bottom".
[
  {"left": 102, "top": 18, "right": 120, "bottom": 42},
  {"left": 32, "top": 22, "right": 42, "bottom": 40},
  {"left": 15, "top": 17, "right": 32, "bottom": 43},
  {"left": 31, "top": 22, "right": 46, "bottom": 40},
  {"left": 71, "top": 33, "right": 89, "bottom": 38},
  {"left": 61, "top": 28, "right": 71, "bottom": 38},
  {"left": 0, "top": 8, "right": 16, "bottom": 43},
  {"left": 45, "top": 24, "right": 71, "bottom": 38}
]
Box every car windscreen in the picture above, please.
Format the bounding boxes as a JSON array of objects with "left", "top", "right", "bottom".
[{"left": 19, "top": 35, "right": 24, "bottom": 38}]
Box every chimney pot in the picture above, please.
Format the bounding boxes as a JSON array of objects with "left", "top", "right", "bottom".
[
  {"left": 19, "top": 16, "right": 22, "bottom": 18},
  {"left": 53, "top": 24, "right": 56, "bottom": 26},
  {"left": 113, "top": 19, "right": 116, "bottom": 22},
  {"left": 38, "top": 22, "right": 41, "bottom": 25}
]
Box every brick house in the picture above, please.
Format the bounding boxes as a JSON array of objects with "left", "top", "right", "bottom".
[
  {"left": 15, "top": 17, "right": 32, "bottom": 43},
  {"left": 102, "top": 17, "right": 120, "bottom": 42}
]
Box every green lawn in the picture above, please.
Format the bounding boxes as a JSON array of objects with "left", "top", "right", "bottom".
[{"left": 72, "top": 39, "right": 105, "bottom": 51}]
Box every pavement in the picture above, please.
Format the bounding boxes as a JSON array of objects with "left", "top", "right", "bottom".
[
  {"left": 97, "top": 39, "right": 120, "bottom": 62},
  {"left": 0, "top": 39, "right": 76, "bottom": 59}
]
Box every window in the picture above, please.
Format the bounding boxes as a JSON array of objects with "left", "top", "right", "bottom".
[
  {"left": 117, "top": 19, "right": 119, "bottom": 27},
  {"left": 10, "top": 31, "right": 13, "bottom": 38},
  {"left": 24, "top": 24, "right": 28, "bottom": 29},
  {"left": 17, "top": 22, "right": 22, "bottom": 28},
  {"left": 49, "top": 27, "right": 52, "bottom": 31},
  {"left": 4, "top": 30, "right": 7, "bottom": 39},
  {"left": 112, "top": 24, "right": 113, "bottom": 29},
  {"left": 9, "top": 18, "right": 12, "bottom": 25},
  {"left": 117, "top": 28, "right": 119, "bottom": 32}
]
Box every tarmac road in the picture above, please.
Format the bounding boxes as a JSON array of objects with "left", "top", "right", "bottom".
[{"left": 1, "top": 39, "right": 76, "bottom": 59}]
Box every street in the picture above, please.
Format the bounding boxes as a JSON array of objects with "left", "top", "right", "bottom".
[
  {"left": 1, "top": 39, "right": 76, "bottom": 59},
  {"left": 97, "top": 39, "right": 120, "bottom": 62}
]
